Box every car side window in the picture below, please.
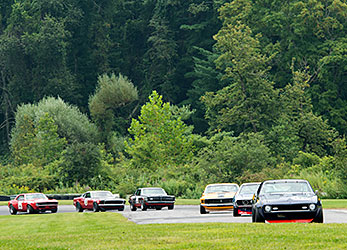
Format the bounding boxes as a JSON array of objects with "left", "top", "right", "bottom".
[
  {"left": 17, "top": 195, "right": 24, "bottom": 201},
  {"left": 85, "top": 193, "right": 91, "bottom": 198},
  {"left": 136, "top": 189, "right": 141, "bottom": 196}
]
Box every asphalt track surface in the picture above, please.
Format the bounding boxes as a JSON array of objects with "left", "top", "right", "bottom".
[{"left": 1, "top": 205, "right": 347, "bottom": 224}]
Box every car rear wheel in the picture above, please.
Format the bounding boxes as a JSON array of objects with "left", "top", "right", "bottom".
[
  {"left": 130, "top": 203, "right": 137, "bottom": 211},
  {"left": 9, "top": 205, "right": 17, "bottom": 215},
  {"left": 168, "top": 204, "right": 174, "bottom": 210},
  {"left": 51, "top": 208, "right": 57, "bottom": 213},
  {"left": 76, "top": 202, "right": 83, "bottom": 212},
  {"left": 141, "top": 201, "right": 147, "bottom": 211},
  {"left": 93, "top": 202, "right": 100, "bottom": 212},
  {"left": 233, "top": 207, "right": 240, "bottom": 217},
  {"left": 200, "top": 205, "right": 207, "bottom": 214},
  {"left": 118, "top": 207, "right": 124, "bottom": 211},
  {"left": 27, "top": 205, "right": 35, "bottom": 214},
  {"left": 155, "top": 206, "right": 162, "bottom": 210}
]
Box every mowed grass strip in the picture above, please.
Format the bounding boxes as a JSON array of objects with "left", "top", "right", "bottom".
[{"left": 0, "top": 213, "right": 346, "bottom": 249}]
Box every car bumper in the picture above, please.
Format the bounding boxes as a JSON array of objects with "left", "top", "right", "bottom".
[
  {"left": 144, "top": 202, "right": 174, "bottom": 206},
  {"left": 260, "top": 208, "right": 322, "bottom": 223},
  {"left": 202, "top": 203, "right": 234, "bottom": 210}
]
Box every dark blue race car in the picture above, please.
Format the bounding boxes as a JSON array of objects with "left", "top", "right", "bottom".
[{"left": 252, "top": 179, "right": 323, "bottom": 223}]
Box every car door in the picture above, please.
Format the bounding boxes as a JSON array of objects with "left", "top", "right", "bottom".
[
  {"left": 134, "top": 189, "right": 141, "bottom": 205},
  {"left": 16, "top": 195, "right": 25, "bottom": 211},
  {"left": 84, "top": 192, "right": 93, "bottom": 209}
]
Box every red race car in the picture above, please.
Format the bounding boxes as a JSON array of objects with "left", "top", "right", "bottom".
[
  {"left": 73, "top": 191, "right": 125, "bottom": 212},
  {"left": 8, "top": 193, "right": 58, "bottom": 215}
]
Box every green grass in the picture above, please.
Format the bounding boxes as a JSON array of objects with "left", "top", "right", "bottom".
[
  {"left": 321, "top": 199, "right": 347, "bottom": 209},
  {"left": 0, "top": 213, "right": 346, "bottom": 249},
  {"left": 1, "top": 199, "right": 347, "bottom": 208}
]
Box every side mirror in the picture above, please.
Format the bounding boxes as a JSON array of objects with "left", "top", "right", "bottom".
[{"left": 315, "top": 190, "right": 319, "bottom": 195}]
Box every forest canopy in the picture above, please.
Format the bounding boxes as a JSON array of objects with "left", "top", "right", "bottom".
[{"left": 0, "top": 0, "right": 346, "bottom": 198}]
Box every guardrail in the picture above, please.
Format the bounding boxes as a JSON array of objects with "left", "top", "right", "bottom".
[{"left": 0, "top": 194, "right": 81, "bottom": 201}]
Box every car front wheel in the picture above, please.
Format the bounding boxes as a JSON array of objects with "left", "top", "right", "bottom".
[
  {"left": 141, "top": 201, "right": 147, "bottom": 211},
  {"left": 200, "top": 205, "right": 206, "bottom": 214},
  {"left": 253, "top": 208, "right": 265, "bottom": 223},
  {"left": 76, "top": 202, "right": 83, "bottom": 212},
  {"left": 93, "top": 202, "right": 100, "bottom": 212},
  {"left": 51, "top": 208, "right": 57, "bottom": 213},
  {"left": 233, "top": 207, "right": 240, "bottom": 217},
  {"left": 312, "top": 209, "right": 323, "bottom": 223},
  {"left": 168, "top": 204, "right": 174, "bottom": 210},
  {"left": 9, "top": 205, "right": 17, "bottom": 215},
  {"left": 27, "top": 205, "right": 35, "bottom": 214},
  {"left": 130, "top": 203, "right": 137, "bottom": 211}
]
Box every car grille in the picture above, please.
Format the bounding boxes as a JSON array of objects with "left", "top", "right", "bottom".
[
  {"left": 270, "top": 204, "right": 311, "bottom": 211},
  {"left": 236, "top": 200, "right": 252, "bottom": 206},
  {"left": 149, "top": 197, "right": 175, "bottom": 201},
  {"left": 205, "top": 198, "right": 233, "bottom": 204}
]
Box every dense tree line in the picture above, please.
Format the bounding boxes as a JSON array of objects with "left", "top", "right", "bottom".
[{"left": 0, "top": 0, "right": 346, "bottom": 198}]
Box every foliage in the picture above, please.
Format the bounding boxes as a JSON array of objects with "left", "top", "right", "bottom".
[
  {"left": 89, "top": 73, "right": 138, "bottom": 141},
  {"left": 126, "top": 91, "right": 194, "bottom": 173}
]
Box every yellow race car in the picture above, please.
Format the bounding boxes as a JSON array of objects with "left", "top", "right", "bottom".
[{"left": 200, "top": 183, "right": 239, "bottom": 214}]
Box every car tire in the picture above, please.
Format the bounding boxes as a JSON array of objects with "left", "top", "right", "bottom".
[
  {"left": 200, "top": 205, "right": 207, "bottom": 214},
  {"left": 9, "top": 205, "right": 17, "bottom": 215},
  {"left": 168, "top": 204, "right": 174, "bottom": 210},
  {"left": 233, "top": 207, "right": 240, "bottom": 217},
  {"left": 155, "top": 206, "right": 162, "bottom": 210},
  {"left": 27, "top": 205, "right": 35, "bottom": 214},
  {"left": 141, "top": 201, "right": 147, "bottom": 211},
  {"left": 130, "top": 203, "right": 137, "bottom": 211},
  {"left": 51, "top": 208, "right": 57, "bottom": 213},
  {"left": 312, "top": 208, "right": 323, "bottom": 223},
  {"left": 93, "top": 202, "right": 100, "bottom": 212},
  {"left": 76, "top": 202, "right": 83, "bottom": 212},
  {"left": 254, "top": 208, "right": 265, "bottom": 223},
  {"left": 118, "top": 207, "right": 125, "bottom": 211}
]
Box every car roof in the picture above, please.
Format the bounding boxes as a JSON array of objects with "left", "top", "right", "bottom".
[
  {"left": 18, "top": 193, "right": 44, "bottom": 195},
  {"left": 206, "top": 183, "right": 239, "bottom": 186},
  {"left": 262, "top": 179, "right": 309, "bottom": 184},
  {"left": 141, "top": 187, "right": 163, "bottom": 189},
  {"left": 240, "top": 182, "right": 261, "bottom": 186}
]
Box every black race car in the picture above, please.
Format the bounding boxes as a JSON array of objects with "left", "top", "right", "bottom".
[
  {"left": 252, "top": 179, "right": 323, "bottom": 223},
  {"left": 128, "top": 187, "right": 175, "bottom": 211},
  {"left": 233, "top": 182, "right": 260, "bottom": 216}
]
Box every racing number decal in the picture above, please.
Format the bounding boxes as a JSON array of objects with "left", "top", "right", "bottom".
[{"left": 18, "top": 201, "right": 23, "bottom": 210}]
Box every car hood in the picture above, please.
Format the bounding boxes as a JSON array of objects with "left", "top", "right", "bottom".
[
  {"left": 234, "top": 193, "right": 254, "bottom": 200},
  {"left": 202, "top": 192, "right": 236, "bottom": 199},
  {"left": 28, "top": 198, "right": 57, "bottom": 202},
  {"left": 260, "top": 193, "right": 318, "bottom": 204},
  {"left": 97, "top": 198, "right": 125, "bottom": 201}
]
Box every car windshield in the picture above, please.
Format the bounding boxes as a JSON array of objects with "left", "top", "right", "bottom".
[
  {"left": 25, "top": 193, "right": 47, "bottom": 200},
  {"left": 91, "top": 191, "right": 114, "bottom": 199},
  {"left": 142, "top": 188, "right": 167, "bottom": 195},
  {"left": 261, "top": 181, "right": 312, "bottom": 194},
  {"left": 205, "top": 184, "right": 238, "bottom": 193},
  {"left": 239, "top": 184, "right": 260, "bottom": 194}
]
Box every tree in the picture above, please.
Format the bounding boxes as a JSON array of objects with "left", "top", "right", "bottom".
[
  {"left": 202, "top": 21, "right": 279, "bottom": 135},
  {"left": 125, "top": 91, "right": 194, "bottom": 174},
  {"left": 10, "top": 97, "right": 99, "bottom": 156},
  {"left": 89, "top": 73, "right": 138, "bottom": 143}
]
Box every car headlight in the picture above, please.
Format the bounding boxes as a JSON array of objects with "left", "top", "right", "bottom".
[
  {"left": 309, "top": 204, "right": 316, "bottom": 210},
  {"left": 149, "top": 198, "right": 153, "bottom": 201},
  {"left": 264, "top": 205, "right": 271, "bottom": 212}
]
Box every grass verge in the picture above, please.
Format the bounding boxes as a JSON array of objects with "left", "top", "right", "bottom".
[{"left": 0, "top": 212, "right": 346, "bottom": 249}]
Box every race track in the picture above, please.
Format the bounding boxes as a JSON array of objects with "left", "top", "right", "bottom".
[{"left": 1, "top": 205, "right": 346, "bottom": 224}]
